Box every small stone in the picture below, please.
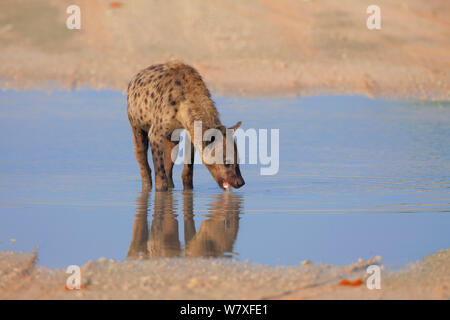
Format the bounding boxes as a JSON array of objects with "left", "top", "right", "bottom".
[{"left": 301, "top": 260, "right": 312, "bottom": 265}]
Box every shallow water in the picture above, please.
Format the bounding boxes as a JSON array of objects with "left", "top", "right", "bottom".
[{"left": 0, "top": 90, "right": 449, "bottom": 269}]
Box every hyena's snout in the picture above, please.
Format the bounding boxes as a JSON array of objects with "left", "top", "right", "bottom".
[
  {"left": 226, "top": 172, "right": 245, "bottom": 189},
  {"left": 217, "top": 170, "right": 245, "bottom": 190},
  {"left": 219, "top": 176, "right": 244, "bottom": 190},
  {"left": 234, "top": 176, "right": 245, "bottom": 189}
]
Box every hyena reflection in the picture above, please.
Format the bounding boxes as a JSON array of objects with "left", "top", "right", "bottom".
[{"left": 127, "top": 191, "right": 242, "bottom": 259}]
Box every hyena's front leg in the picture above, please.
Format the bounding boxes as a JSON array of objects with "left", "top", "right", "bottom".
[
  {"left": 149, "top": 133, "right": 169, "bottom": 191},
  {"left": 131, "top": 126, "right": 152, "bottom": 190},
  {"left": 163, "top": 137, "right": 179, "bottom": 189},
  {"left": 182, "top": 142, "right": 195, "bottom": 190}
]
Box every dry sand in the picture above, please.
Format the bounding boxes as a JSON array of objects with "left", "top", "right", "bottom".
[
  {"left": 0, "top": 0, "right": 449, "bottom": 99},
  {"left": 0, "top": 249, "right": 448, "bottom": 299}
]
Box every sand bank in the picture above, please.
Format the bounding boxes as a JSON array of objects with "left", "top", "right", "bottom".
[
  {"left": 1, "top": 249, "right": 448, "bottom": 299},
  {"left": 0, "top": 0, "right": 448, "bottom": 100}
]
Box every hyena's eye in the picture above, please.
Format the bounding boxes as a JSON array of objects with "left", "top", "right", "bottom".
[{"left": 205, "top": 136, "right": 215, "bottom": 147}]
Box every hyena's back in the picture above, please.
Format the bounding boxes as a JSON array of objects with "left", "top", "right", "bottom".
[{"left": 127, "top": 61, "right": 213, "bottom": 136}]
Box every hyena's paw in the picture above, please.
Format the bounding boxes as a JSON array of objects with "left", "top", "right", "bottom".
[
  {"left": 183, "top": 181, "right": 193, "bottom": 190},
  {"left": 155, "top": 180, "right": 169, "bottom": 192},
  {"left": 141, "top": 179, "right": 152, "bottom": 192},
  {"left": 182, "top": 171, "right": 193, "bottom": 190}
]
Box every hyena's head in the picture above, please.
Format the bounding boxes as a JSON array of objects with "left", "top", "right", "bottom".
[{"left": 202, "top": 121, "right": 245, "bottom": 191}]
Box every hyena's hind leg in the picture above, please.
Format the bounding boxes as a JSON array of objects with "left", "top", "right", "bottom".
[
  {"left": 182, "top": 142, "right": 195, "bottom": 190},
  {"left": 131, "top": 126, "right": 152, "bottom": 191},
  {"left": 149, "top": 133, "right": 169, "bottom": 191},
  {"left": 163, "top": 137, "right": 179, "bottom": 189}
]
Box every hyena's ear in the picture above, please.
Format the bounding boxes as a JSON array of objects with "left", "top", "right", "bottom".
[
  {"left": 229, "top": 121, "right": 242, "bottom": 131},
  {"left": 216, "top": 125, "right": 227, "bottom": 135}
]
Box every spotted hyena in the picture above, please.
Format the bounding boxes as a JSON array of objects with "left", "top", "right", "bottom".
[{"left": 127, "top": 61, "right": 245, "bottom": 191}]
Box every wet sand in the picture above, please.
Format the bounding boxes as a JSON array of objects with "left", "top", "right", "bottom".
[
  {"left": 0, "top": 249, "right": 448, "bottom": 299},
  {"left": 0, "top": 0, "right": 449, "bottom": 99}
]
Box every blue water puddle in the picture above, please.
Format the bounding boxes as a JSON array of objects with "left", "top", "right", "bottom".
[{"left": 0, "top": 89, "right": 449, "bottom": 269}]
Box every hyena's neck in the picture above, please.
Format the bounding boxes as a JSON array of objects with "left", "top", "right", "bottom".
[{"left": 177, "top": 99, "right": 222, "bottom": 150}]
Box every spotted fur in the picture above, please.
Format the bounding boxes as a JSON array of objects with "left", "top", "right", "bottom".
[{"left": 127, "top": 61, "right": 245, "bottom": 191}]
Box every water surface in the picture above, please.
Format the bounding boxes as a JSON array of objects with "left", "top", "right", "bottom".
[{"left": 0, "top": 90, "right": 449, "bottom": 268}]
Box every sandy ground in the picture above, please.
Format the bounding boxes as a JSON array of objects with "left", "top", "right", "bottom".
[
  {"left": 0, "top": 0, "right": 449, "bottom": 99},
  {"left": 0, "top": 249, "right": 448, "bottom": 299}
]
